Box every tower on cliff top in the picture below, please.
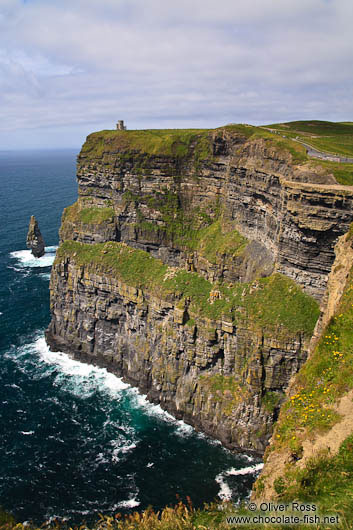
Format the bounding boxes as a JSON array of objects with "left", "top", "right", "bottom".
[{"left": 117, "top": 120, "right": 127, "bottom": 130}]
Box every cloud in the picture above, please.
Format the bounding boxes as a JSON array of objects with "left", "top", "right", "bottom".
[{"left": 0, "top": 0, "right": 352, "bottom": 148}]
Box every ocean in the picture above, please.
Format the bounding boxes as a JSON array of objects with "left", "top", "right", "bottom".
[{"left": 0, "top": 149, "right": 261, "bottom": 523}]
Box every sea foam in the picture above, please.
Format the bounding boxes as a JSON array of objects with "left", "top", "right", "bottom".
[
  {"left": 35, "top": 336, "right": 129, "bottom": 397},
  {"left": 216, "top": 463, "right": 264, "bottom": 501},
  {"left": 10, "top": 246, "right": 57, "bottom": 268}
]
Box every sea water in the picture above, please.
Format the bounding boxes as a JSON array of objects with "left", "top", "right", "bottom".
[{"left": 0, "top": 149, "right": 262, "bottom": 523}]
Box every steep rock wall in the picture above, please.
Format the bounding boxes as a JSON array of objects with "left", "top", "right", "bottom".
[
  {"left": 46, "top": 242, "right": 316, "bottom": 454},
  {"left": 61, "top": 129, "right": 353, "bottom": 300},
  {"left": 46, "top": 126, "right": 352, "bottom": 455}
]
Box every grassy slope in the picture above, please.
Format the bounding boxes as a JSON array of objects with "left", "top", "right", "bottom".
[
  {"left": 248, "top": 251, "right": 353, "bottom": 528},
  {"left": 57, "top": 240, "right": 318, "bottom": 337},
  {"left": 62, "top": 200, "right": 115, "bottom": 225},
  {"left": 267, "top": 120, "right": 353, "bottom": 156},
  {"left": 79, "top": 128, "right": 214, "bottom": 159},
  {"left": 267, "top": 265, "right": 353, "bottom": 450},
  {"left": 265, "top": 120, "right": 353, "bottom": 185}
]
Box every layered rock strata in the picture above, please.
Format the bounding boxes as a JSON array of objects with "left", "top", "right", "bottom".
[
  {"left": 46, "top": 242, "right": 317, "bottom": 453},
  {"left": 46, "top": 126, "right": 353, "bottom": 454},
  {"left": 60, "top": 128, "right": 353, "bottom": 300}
]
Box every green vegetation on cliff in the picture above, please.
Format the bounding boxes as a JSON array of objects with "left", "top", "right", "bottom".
[
  {"left": 78, "top": 120, "right": 353, "bottom": 187},
  {"left": 198, "top": 374, "right": 249, "bottom": 415},
  {"left": 124, "top": 188, "right": 247, "bottom": 259},
  {"left": 268, "top": 264, "right": 353, "bottom": 452},
  {"left": 309, "top": 159, "right": 353, "bottom": 186},
  {"left": 57, "top": 241, "right": 318, "bottom": 337},
  {"left": 62, "top": 201, "right": 114, "bottom": 225},
  {"left": 251, "top": 246, "right": 353, "bottom": 527},
  {"left": 79, "top": 123, "right": 308, "bottom": 166},
  {"left": 274, "top": 434, "right": 353, "bottom": 523},
  {"left": 80, "top": 128, "right": 213, "bottom": 160},
  {"left": 194, "top": 219, "right": 247, "bottom": 262}
]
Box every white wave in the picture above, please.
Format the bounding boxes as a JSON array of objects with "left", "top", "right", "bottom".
[
  {"left": 175, "top": 420, "right": 194, "bottom": 436},
  {"left": 114, "top": 497, "right": 140, "bottom": 509},
  {"left": 111, "top": 440, "right": 137, "bottom": 463},
  {"left": 20, "top": 431, "right": 34, "bottom": 435},
  {"left": 35, "top": 337, "right": 129, "bottom": 396},
  {"left": 0, "top": 312, "right": 2, "bottom": 316},
  {"left": 131, "top": 391, "right": 196, "bottom": 436},
  {"left": 224, "top": 463, "right": 264, "bottom": 477},
  {"left": 10, "top": 245, "right": 57, "bottom": 268},
  {"left": 95, "top": 453, "right": 110, "bottom": 465},
  {"left": 216, "top": 463, "right": 264, "bottom": 501},
  {"left": 242, "top": 454, "right": 257, "bottom": 463},
  {"left": 133, "top": 391, "right": 175, "bottom": 419},
  {"left": 215, "top": 474, "right": 233, "bottom": 501}
]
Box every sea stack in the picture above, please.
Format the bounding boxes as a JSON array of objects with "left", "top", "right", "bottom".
[{"left": 26, "top": 215, "right": 45, "bottom": 258}]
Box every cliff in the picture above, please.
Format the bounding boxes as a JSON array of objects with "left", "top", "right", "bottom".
[{"left": 46, "top": 124, "right": 353, "bottom": 454}]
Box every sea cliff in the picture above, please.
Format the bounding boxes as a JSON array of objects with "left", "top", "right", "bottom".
[{"left": 46, "top": 125, "right": 353, "bottom": 454}]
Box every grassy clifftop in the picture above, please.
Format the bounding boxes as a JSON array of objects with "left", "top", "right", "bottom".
[
  {"left": 78, "top": 121, "right": 353, "bottom": 186},
  {"left": 78, "top": 123, "right": 307, "bottom": 164},
  {"left": 79, "top": 128, "right": 214, "bottom": 159}
]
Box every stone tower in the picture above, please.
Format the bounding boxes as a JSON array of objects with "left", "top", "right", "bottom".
[{"left": 117, "top": 120, "right": 127, "bottom": 130}]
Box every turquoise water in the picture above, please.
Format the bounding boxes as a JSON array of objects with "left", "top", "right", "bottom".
[{"left": 0, "top": 149, "right": 261, "bottom": 523}]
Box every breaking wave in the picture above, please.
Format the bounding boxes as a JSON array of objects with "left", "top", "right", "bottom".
[{"left": 9, "top": 246, "right": 57, "bottom": 269}]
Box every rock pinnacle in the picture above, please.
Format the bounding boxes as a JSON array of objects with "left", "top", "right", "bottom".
[{"left": 26, "top": 215, "right": 45, "bottom": 258}]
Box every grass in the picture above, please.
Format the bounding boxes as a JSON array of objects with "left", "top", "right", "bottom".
[
  {"left": 79, "top": 123, "right": 310, "bottom": 167},
  {"left": 308, "top": 160, "right": 353, "bottom": 186},
  {"left": 80, "top": 128, "right": 213, "bottom": 160},
  {"left": 267, "top": 120, "right": 353, "bottom": 158},
  {"left": 62, "top": 201, "right": 115, "bottom": 225},
  {"left": 262, "top": 391, "right": 283, "bottom": 413},
  {"left": 3, "top": 499, "right": 353, "bottom": 530},
  {"left": 193, "top": 220, "right": 248, "bottom": 263},
  {"left": 232, "top": 273, "right": 319, "bottom": 338},
  {"left": 198, "top": 374, "right": 248, "bottom": 415},
  {"left": 280, "top": 434, "right": 353, "bottom": 509},
  {"left": 57, "top": 241, "right": 319, "bottom": 336}
]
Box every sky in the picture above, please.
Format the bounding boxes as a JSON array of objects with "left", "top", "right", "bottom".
[{"left": 0, "top": 0, "right": 352, "bottom": 149}]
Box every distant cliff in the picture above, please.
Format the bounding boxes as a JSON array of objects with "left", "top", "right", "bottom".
[{"left": 46, "top": 125, "right": 353, "bottom": 453}]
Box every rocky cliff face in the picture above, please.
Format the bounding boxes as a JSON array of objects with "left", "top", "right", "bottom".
[
  {"left": 46, "top": 241, "right": 317, "bottom": 453},
  {"left": 46, "top": 125, "right": 353, "bottom": 454},
  {"left": 60, "top": 127, "right": 353, "bottom": 299}
]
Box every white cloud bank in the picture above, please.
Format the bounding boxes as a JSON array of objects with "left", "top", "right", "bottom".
[{"left": 0, "top": 0, "right": 352, "bottom": 148}]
